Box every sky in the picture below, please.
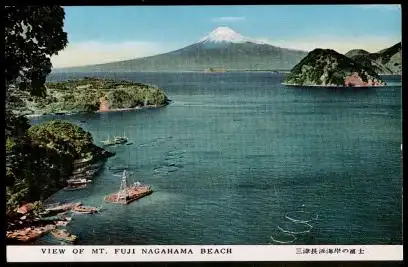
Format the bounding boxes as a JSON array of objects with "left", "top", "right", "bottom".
[{"left": 51, "top": 5, "right": 402, "bottom": 68}]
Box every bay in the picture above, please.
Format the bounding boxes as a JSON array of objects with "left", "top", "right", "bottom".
[{"left": 31, "top": 72, "right": 402, "bottom": 245}]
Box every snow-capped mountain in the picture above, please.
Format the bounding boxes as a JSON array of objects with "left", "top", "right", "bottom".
[
  {"left": 199, "top": 27, "right": 249, "bottom": 43},
  {"left": 199, "top": 27, "right": 264, "bottom": 45},
  {"left": 55, "top": 27, "right": 308, "bottom": 72}
]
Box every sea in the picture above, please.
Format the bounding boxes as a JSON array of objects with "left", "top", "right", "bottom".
[{"left": 30, "top": 72, "right": 402, "bottom": 245}]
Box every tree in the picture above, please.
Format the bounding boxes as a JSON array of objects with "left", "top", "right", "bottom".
[{"left": 5, "top": 6, "right": 68, "bottom": 97}]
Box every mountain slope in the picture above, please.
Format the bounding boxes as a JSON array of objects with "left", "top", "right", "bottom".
[
  {"left": 54, "top": 27, "right": 308, "bottom": 72},
  {"left": 284, "top": 48, "right": 385, "bottom": 87},
  {"left": 345, "top": 42, "right": 401, "bottom": 75}
]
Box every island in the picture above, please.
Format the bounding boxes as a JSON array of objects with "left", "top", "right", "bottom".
[
  {"left": 8, "top": 77, "right": 171, "bottom": 117},
  {"left": 283, "top": 48, "right": 386, "bottom": 87},
  {"left": 204, "top": 68, "right": 228, "bottom": 73}
]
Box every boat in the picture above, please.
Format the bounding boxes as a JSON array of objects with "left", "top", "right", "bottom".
[
  {"left": 126, "top": 142, "right": 134, "bottom": 146},
  {"left": 101, "top": 135, "right": 116, "bottom": 146},
  {"left": 45, "top": 202, "right": 82, "bottom": 212},
  {"left": 64, "top": 184, "right": 87, "bottom": 191},
  {"left": 73, "top": 155, "right": 93, "bottom": 165},
  {"left": 50, "top": 229, "right": 78, "bottom": 243},
  {"left": 114, "top": 131, "right": 128, "bottom": 144},
  {"left": 72, "top": 206, "right": 99, "bottom": 214},
  {"left": 104, "top": 170, "right": 153, "bottom": 204},
  {"left": 67, "top": 178, "right": 92, "bottom": 185}
]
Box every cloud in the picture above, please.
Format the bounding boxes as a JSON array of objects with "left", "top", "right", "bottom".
[
  {"left": 357, "top": 4, "right": 401, "bottom": 11},
  {"left": 51, "top": 41, "right": 173, "bottom": 68},
  {"left": 256, "top": 35, "right": 401, "bottom": 54},
  {"left": 212, "top": 16, "right": 246, "bottom": 23}
]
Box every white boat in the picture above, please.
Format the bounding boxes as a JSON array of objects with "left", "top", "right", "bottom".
[
  {"left": 114, "top": 131, "right": 128, "bottom": 144},
  {"left": 101, "top": 135, "right": 116, "bottom": 146},
  {"left": 67, "top": 178, "right": 92, "bottom": 185}
]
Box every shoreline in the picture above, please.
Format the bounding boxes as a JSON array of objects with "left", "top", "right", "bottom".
[
  {"left": 25, "top": 104, "right": 168, "bottom": 118},
  {"left": 6, "top": 147, "right": 114, "bottom": 244},
  {"left": 281, "top": 82, "right": 388, "bottom": 88}
]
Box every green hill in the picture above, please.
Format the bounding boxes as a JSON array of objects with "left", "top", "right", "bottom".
[
  {"left": 7, "top": 77, "right": 170, "bottom": 116},
  {"left": 345, "top": 42, "right": 401, "bottom": 75},
  {"left": 284, "top": 48, "right": 385, "bottom": 87}
]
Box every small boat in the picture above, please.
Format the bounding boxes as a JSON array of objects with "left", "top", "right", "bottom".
[
  {"left": 51, "top": 229, "right": 78, "bottom": 243},
  {"left": 101, "top": 134, "right": 117, "bottom": 146},
  {"left": 126, "top": 142, "right": 134, "bottom": 146},
  {"left": 64, "top": 184, "right": 87, "bottom": 191},
  {"left": 45, "top": 202, "right": 82, "bottom": 212},
  {"left": 72, "top": 206, "right": 99, "bottom": 214},
  {"left": 114, "top": 131, "right": 128, "bottom": 144},
  {"left": 67, "top": 178, "right": 92, "bottom": 185},
  {"left": 73, "top": 155, "right": 93, "bottom": 165},
  {"left": 56, "top": 220, "right": 69, "bottom": 226}
]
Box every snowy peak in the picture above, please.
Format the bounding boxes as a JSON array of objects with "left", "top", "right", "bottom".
[{"left": 199, "top": 27, "right": 249, "bottom": 43}]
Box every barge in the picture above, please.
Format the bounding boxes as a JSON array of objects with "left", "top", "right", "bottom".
[{"left": 104, "top": 170, "right": 153, "bottom": 204}]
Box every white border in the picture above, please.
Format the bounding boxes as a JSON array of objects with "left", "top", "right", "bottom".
[{"left": 6, "top": 245, "right": 403, "bottom": 262}]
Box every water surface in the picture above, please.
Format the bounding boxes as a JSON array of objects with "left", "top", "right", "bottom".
[{"left": 32, "top": 72, "right": 402, "bottom": 245}]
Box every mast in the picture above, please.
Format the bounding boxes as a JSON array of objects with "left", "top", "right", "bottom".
[{"left": 117, "top": 170, "right": 128, "bottom": 202}]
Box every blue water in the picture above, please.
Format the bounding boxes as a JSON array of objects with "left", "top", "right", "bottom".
[{"left": 32, "top": 72, "right": 402, "bottom": 245}]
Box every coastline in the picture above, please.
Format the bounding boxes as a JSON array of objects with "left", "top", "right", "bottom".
[
  {"left": 25, "top": 104, "right": 168, "bottom": 118},
  {"left": 281, "top": 82, "right": 387, "bottom": 88},
  {"left": 6, "top": 146, "right": 115, "bottom": 244}
]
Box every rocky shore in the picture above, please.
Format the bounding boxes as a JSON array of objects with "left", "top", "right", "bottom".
[{"left": 6, "top": 145, "right": 114, "bottom": 244}]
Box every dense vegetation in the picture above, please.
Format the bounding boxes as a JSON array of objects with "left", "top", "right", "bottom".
[
  {"left": 5, "top": 6, "right": 68, "bottom": 96},
  {"left": 5, "top": 7, "right": 112, "bottom": 218},
  {"left": 6, "top": 119, "right": 98, "bottom": 214},
  {"left": 345, "top": 42, "right": 402, "bottom": 75},
  {"left": 284, "top": 48, "right": 383, "bottom": 86},
  {"left": 11, "top": 77, "right": 171, "bottom": 115}
]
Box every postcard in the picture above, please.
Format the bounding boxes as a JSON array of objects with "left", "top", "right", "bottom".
[{"left": 5, "top": 4, "right": 402, "bottom": 262}]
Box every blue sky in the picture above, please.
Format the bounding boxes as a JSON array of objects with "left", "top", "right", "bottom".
[{"left": 52, "top": 5, "right": 401, "bottom": 67}]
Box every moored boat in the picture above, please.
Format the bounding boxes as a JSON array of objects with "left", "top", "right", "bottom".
[
  {"left": 45, "top": 202, "right": 82, "bottom": 213},
  {"left": 72, "top": 206, "right": 99, "bottom": 214},
  {"left": 50, "top": 229, "right": 78, "bottom": 243},
  {"left": 64, "top": 184, "right": 87, "bottom": 191},
  {"left": 101, "top": 135, "right": 116, "bottom": 146},
  {"left": 114, "top": 131, "right": 128, "bottom": 144},
  {"left": 67, "top": 178, "right": 92, "bottom": 185}
]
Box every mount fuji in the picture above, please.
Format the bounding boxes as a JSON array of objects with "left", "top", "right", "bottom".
[{"left": 55, "top": 27, "right": 308, "bottom": 72}]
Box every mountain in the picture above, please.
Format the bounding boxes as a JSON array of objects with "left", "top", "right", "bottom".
[
  {"left": 345, "top": 42, "right": 401, "bottom": 75},
  {"left": 54, "top": 27, "right": 308, "bottom": 72},
  {"left": 284, "top": 48, "right": 385, "bottom": 87}
]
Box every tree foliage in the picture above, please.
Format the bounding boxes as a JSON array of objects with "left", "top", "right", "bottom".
[
  {"left": 284, "top": 49, "right": 382, "bottom": 86},
  {"left": 5, "top": 6, "right": 68, "bottom": 96},
  {"left": 6, "top": 119, "right": 97, "bottom": 213}
]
